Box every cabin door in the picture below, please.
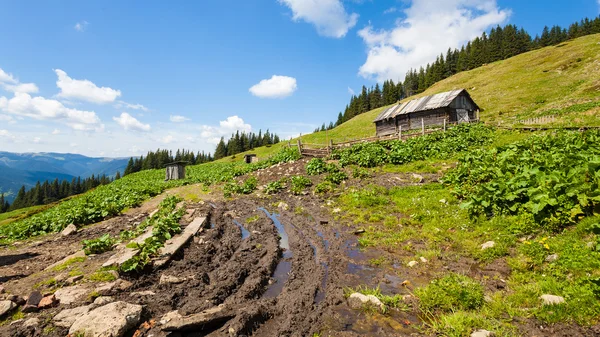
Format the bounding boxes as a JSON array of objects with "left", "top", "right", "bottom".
[{"left": 456, "top": 109, "right": 470, "bottom": 123}]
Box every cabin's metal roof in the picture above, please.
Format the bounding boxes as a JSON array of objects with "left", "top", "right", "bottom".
[{"left": 374, "top": 89, "right": 470, "bottom": 122}]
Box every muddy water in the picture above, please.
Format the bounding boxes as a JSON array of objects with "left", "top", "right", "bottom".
[
  {"left": 258, "top": 208, "right": 293, "bottom": 298},
  {"left": 232, "top": 219, "right": 250, "bottom": 239}
]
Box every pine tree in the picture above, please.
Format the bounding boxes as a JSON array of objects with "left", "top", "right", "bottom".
[{"left": 215, "top": 137, "right": 227, "bottom": 159}]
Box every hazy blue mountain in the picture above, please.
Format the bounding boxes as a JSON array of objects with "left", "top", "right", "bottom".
[{"left": 0, "top": 152, "right": 128, "bottom": 202}]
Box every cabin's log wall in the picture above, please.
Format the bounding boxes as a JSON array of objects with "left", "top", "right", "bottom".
[{"left": 375, "top": 120, "right": 397, "bottom": 136}]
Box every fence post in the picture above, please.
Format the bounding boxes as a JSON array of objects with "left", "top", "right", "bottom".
[
  {"left": 421, "top": 118, "right": 425, "bottom": 136},
  {"left": 398, "top": 125, "right": 402, "bottom": 140},
  {"left": 297, "top": 139, "right": 302, "bottom": 153},
  {"left": 443, "top": 119, "right": 446, "bottom": 132}
]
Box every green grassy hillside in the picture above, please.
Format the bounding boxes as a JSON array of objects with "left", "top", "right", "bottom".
[{"left": 220, "top": 34, "right": 600, "bottom": 163}]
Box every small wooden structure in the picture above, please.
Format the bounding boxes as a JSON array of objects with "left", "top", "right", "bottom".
[
  {"left": 243, "top": 154, "right": 258, "bottom": 164},
  {"left": 374, "top": 89, "right": 480, "bottom": 136},
  {"left": 165, "top": 161, "right": 188, "bottom": 181}
]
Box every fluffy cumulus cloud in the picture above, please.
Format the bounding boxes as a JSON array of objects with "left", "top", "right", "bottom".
[
  {"left": 170, "top": 115, "right": 190, "bottom": 123},
  {"left": 279, "top": 0, "right": 358, "bottom": 38},
  {"left": 113, "top": 112, "right": 151, "bottom": 132},
  {"left": 0, "top": 67, "right": 39, "bottom": 94},
  {"left": 200, "top": 116, "right": 252, "bottom": 144},
  {"left": 249, "top": 75, "right": 297, "bottom": 99},
  {"left": 358, "top": 0, "right": 510, "bottom": 81},
  {"left": 0, "top": 92, "right": 103, "bottom": 131},
  {"left": 55, "top": 69, "right": 122, "bottom": 104}
]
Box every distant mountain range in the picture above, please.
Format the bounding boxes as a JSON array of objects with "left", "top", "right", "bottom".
[{"left": 0, "top": 152, "right": 129, "bottom": 202}]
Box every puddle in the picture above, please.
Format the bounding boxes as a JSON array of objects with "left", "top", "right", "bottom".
[
  {"left": 259, "top": 208, "right": 293, "bottom": 299},
  {"left": 232, "top": 220, "right": 250, "bottom": 240},
  {"left": 262, "top": 251, "right": 292, "bottom": 298},
  {"left": 210, "top": 223, "right": 216, "bottom": 229},
  {"left": 258, "top": 208, "right": 289, "bottom": 250},
  {"left": 316, "top": 231, "right": 330, "bottom": 251},
  {"left": 314, "top": 261, "right": 329, "bottom": 304}
]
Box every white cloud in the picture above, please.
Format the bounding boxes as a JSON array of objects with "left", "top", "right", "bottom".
[
  {"left": 52, "top": 129, "right": 61, "bottom": 135},
  {"left": 113, "top": 112, "right": 151, "bottom": 132},
  {"left": 32, "top": 137, "right": 42, "bottom": 144},
  {"left": 55, "top": 69, "right": 122, "bottom": 104},
  {"left": 348, "top": 87, "right": 355, "bottom": 95},
  {"left": 200, "top": 115, "right": 252, "bottom": 145},
  {"left": 159, "top": 135, "right": 175, "bottom": 144},
  {"left": 0, "top": 67, "right": 39, "bottom": 94},
  {"left": 249, "top": 75, "right": 297, "bottom": 98},
  {"left": 0, "top": 114, "right": 14, "bottom": 123},
  {"left": 358, "top": 0, "right": 510, "bottom": 82},
  {"left": 0, "top": 129, "right": 15, "bottom": 142},
  {"left": 115, "top": 101, "right": 149, "bottom": 112},
  {"left": 383, "top": 7, "right": 398, "bottom": 14},
  {"left": 279, "top": 0, "right": 358, "bottom": 38},
  {"left": 0, "top": 92, "right": 103, "bottom": 131},
  {"left": 170, "top": 115, "right": 190, "bottom": 123},
  {"left": 74, "top": 21, "right": 89, "bottom": 32}
]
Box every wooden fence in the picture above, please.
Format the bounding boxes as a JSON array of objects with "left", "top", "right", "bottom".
[
  {"left": 294, "top": 119, "right": 480, "bottom": 157},
  {"left": 517, "top": 115, "right": 556, "bottom": 125}
]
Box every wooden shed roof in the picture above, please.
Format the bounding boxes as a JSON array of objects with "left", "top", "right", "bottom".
[{"left": 374, "top": 89, "right": 478, "bottom": 122}]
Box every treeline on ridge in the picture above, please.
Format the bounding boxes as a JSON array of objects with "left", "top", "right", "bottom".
[
  {"left": 0, "top": 174, "right": 118, "bottom": 214},
  {"left": 123, "top": 149, "right": 213, "bottom": 176},
  {"left": 317, "top": 16, "right": 600, "bottom": 130},
  {"left": 214, "top": 130, "right": 281, "bottom": 160}
]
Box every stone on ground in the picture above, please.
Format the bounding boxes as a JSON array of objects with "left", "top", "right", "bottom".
[
  {"left": 23, "top": 318, "right": 40, "bottom": 328},
  {"left": 38, "top": 294, "right": 58, "bottom": 309},
  {"left": 540, "top": 294, "right": 565, "bottom": 305},
  {"left": 162, "top": 305, "right": 234, "bottom": 332},
  {"left": 95, "top": 279, "right": 133, "bottom": 296},
  {"left": 471, "top": 329, "right": 494, "bottom": 337},
  {"left": 61, "top": 223, "right": 78, "bottom": 236},
  {"left": 93, "top": 296, "right": 114, "bottom": 306},
  {"left": 45, "top": 250, "right": 86, "bottom": 271},
  {"left": 0, "top": 300, "right": 16, "bottom": 317},
  {"left": 159, "top": 274, "right": 186, "bottom": 285},
  {"left": 407, "top": 260, "right": 418, "bottom": 267},
  {"left": 54, "top": 285, "right": 90, "bottom": 305},
  {"left": 66, "top": 275, "right": 84, "bottom": 284},
  {"left": 347, "top": 293, "right": 385, "bottom": 312},
  {"left": 22, "top": 291, "right": 43, "bottom": 312},
  {"left": 53, "top": 305, "right": 92, "bottom": 328},
  {"left": 481, "top": 241, "right": 496, "bottom": 250},
  {"left": 69, "top": 301, "right": 143, "bottom": 337},
  {"left": 545, "top": 253, "right": 559, "bottom": 262}
]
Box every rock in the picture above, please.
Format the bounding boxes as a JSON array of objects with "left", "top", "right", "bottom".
[
  {"left": 53, "top": 305, "right": 93, "bottom": 328},
  {"left": 54, "top": 285, "right": 90, "bottom": 305},
  {"left": 411, "top": 173, "right": 425, "bottom": 183},
  {"left": 22, "top": 291, "right": 43, "bottom": 313},
  {"left": 277, "top": 202, "right": 289, "bottom": 211},
  {"left": 93, "top": 296, "right": 114, "bottom": 306},
  {"left": 353, "top": 228, "right": 366, "bottom": 235},
  {"left": 38, "top": 294, "right": 58, "bottom": 309},
  {"left": 54, "top": 273, "right": 68, "bottom": 283},
  {"left": 0, "top": 300, "right": 16, "bottom": 317},
  {"left": 95, "top": 279, "right": 133, "bottom": 296},
  {"left": 162, "top": 305, "right": 234, "bottom": 332},
  {"left": 61, "top": 223, "right": 78, "bottom": 236},
  {"left": 347, "top": 293, "right": 385, "bottom": 312},
  {"left": 108, "top": 270, "right": 120, "bottom": 279},
  {"left": 481, "top": 241, "right": 496, "bottom": 250},
  {"left": 67, "top": 275, "right": 84, "bottom": 284},
  {"left": 160, "top": 275, "right": 186, "bottom": 285},
  {"left": 420, "top": 257, "right": 428, "bottom": 263},
  {"left": 159, "top": 310, "right": 182, "bottom": 325},
  {"left": 69, "top": 301, "right": 143, "bottom": 337},
  {"left": 540, "top": 294, "right": 565, "bottom": 305},
  {"left": 130, "top": 291, "right": 156, "bottom": 297},
  {"left": 332, "top": 208, "right": 341, "bottom": 213},
  {"left": 407, "top": 260, "right": 418, "bottom": 267},
  {"left": 0, "top": 285, "right": 4, "bottom": 294},
  {"left": 45, "top": 250, "right": 86, "bottom": 271},
  {"left": 5, "top": 294, "right": 25, "bottom": 305},
  {"left": 545, "top": 253, "right": 559, "bottom": 262},
  {"left": 23, "top": 318, "right": 40, "bottom": 328},
  {"left": 471, "top": 329, "right": 494, "bottom": 337},
  {"left": 439, "top": 198, "right": 448, "bottom": 204}
]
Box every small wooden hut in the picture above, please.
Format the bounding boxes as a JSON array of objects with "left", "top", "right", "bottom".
[
  {"left": 374, "top": 89, "right": 480, "bottom": 136},
  {"left": 165, "top": 161, "right": 188, "bottom": 181},
  {"left": 243, "top": 154, "right": 258, "bottom": 164}
]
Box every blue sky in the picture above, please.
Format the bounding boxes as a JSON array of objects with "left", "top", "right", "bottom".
[{"left": 0, "top": 0, "right": 597, "bottom": 157}]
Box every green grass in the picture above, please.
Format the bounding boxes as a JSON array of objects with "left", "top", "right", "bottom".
[
  {"left": 0, "top": 205, "right": 48, "bottom": 227},
  {"left": 51, "top": 256, "right": 86, "bottom": 272},
  {"left": 343, "top": 285, "right": 409, "bottom": 312},
  {"left": 415, "top": 273, "right": 485, "bottom": 312}
]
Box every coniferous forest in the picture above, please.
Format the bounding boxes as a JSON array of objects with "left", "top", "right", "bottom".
[
  {"left": 213, "top": 130, "right": 281, "bottom": 160},
  {"left": 318, "top": 17, "right": 600, "bottom": 130},
  {"left": 0, "top": 174, "right": 118, "bottom": 214}
]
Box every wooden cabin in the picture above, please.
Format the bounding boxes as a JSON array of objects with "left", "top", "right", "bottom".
[
  {"left": 374, "top": 89, "right": 480, "bottom": 136},
  {"left": 165, "top": 161, "right": 188, "bottom": 181}
]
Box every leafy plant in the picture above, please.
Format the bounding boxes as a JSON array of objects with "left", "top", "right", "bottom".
[
  {"left": 314, "top": 181, "right": 336, "bottom": 194},
  {"left": 265, "top": 179, "right": 285, "bottom": 194},
  {"left": 82, "top": 234, "right": 116, "bottom": 255},
  {"left": 223, "top": 176, "right": 258, "bottom": 197},
  {"left": 306, "top": 158, "right": 327, "bottom": 175},
  {"left": 415, "top": 273, "right": 484, "bottom": 312},
  {"left": 290, "top": 176, "right": 312, "bottom": 195},
  {"left": 325, "top": 171, "right": 348, "bottom": 185}
]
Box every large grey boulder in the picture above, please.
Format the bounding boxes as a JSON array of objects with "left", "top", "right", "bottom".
[
  {"left": 54, "top": 285, "right": 90, "bottom": 305},
  {"left": 0, "top": 300, "right": 16, "bottom": 317},
  {"left": 61, "top": 223, "right": 78, "bottom": 236},
  {"left": 69, "top": 301, "right": 143, "bottom": 337},
  {"left": 53, "top": 305, "right": 92, "bottom": 328}
]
